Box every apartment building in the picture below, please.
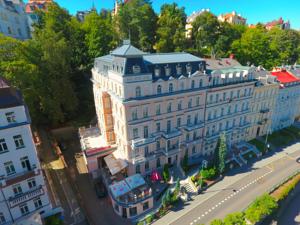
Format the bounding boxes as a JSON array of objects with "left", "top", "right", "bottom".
[
  {"left": 0, "top": 78, "right": 52, "bottom": 224},
  {"left": 92, "top": 40, "right": 207, "bottom": 177},
  {"left": 218, "top": 11, "right": 246, "bottom": 25},
  {"left": 247, "top": 70, "right": 279, "bottom": 140},
  {"left": 270, "top": 68, "right": 300, "bottom": 131},
  {"left": 185, "top": 9, "right": 210, "bottom": 38},
  {"left": 203, "top": 58, "right": 255, "bottom": 155},
  {"left": 0, "top": 0, "right": 30, "bottom": 40}
]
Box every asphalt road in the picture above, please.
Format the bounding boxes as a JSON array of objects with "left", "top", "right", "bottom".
[{"left": 171, "top": 151, "right": 300, "bottom": 225}]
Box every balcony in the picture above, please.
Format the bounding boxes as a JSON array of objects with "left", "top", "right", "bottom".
[
  {"left": 9, "top": 185, "right": 44, "bottom": 208},
  {"left": 0, "top": 166, "right": 38, "bottom": 187},
  {"left": 260, "top": 109, "right": 270, "bottom": 114}
]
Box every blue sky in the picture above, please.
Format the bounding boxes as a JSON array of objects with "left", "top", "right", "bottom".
[{"left": 26, "top": 0, "right": 300, "bottom": 29}]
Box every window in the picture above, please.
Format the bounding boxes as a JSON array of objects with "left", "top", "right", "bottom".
[
  {"left": 227, "top": 106, "right": 231, "bottom": 114},
  {"left": 145, "top": 161, "right": 149, "bottom": 171},
  {"left": 169, "top": 83, "right": 173, "bottom": 92},
  {"left": 156, "top": 141, "right": 160, "bottom": 150},
  {"left": 186, "top": 64, "right": 192, "bottom": 74},
  {"left": 132, "top": 109, "right": 137, "bottom": 120},
  {"left": 186, "top": 133, "right": 190, "bottom": 141},
  {"left": 135, "top": 87, "right": 141, "bottom": 97},
  {"left": 0, "top": 213, "right": 6, "bottom": 224},
  {"left": 209, "top": 95, "right": 213, "bottom": 103},
  {"left": 223, "top": 92, "right": 226, "bottom": 101},
  {"left": 167, "top": 102, "right": 172, "bottom": 113},
  {"left": 6, "top": 112, "right": 16, "bottom": 123},
  {"left": 129, "top": 207, "right": 137, "bottom": 217},
  {"left": 27, "top": 179, "right": 36, "bottom": 189},
  {"left": 176, "top": 65, "right": 182, "bottom": 75},
  {"left": 13, "top": 135, "right": 24, "bottom": 149},
  {"left": 187, "top": 115, "right": 191, "bottom": 125},
  {"left": 199, "top": 79, "right": 203, "bottom": 87},
  {"left": 156, "top": 123, "right": 160, "bottom": 132},
  {"left": 135, "top": 165, "right": 140, "bottom": 174},
  {"left": 21, "top": 156, "right": 31, "bottom": 171},
  {"left": 13, "top": 184, "right": 23, "bottom": 196},
  {"left": 193, "top": 131, "right": 197, "bottom": 140},
  {"left": 4, "top": 161, "right": 15, "bottom": 175},
  {"left": 143, "top": 201, "right": 149, "bottom": 211},
  {"left": 192, "top": 146, "right": 196, "bottom": 154},
  {"left": 167, "top": 140, "right": 171, "bottom": 149},
  {"left": 143, "top": 107, "right": 148, "bottom": 118},
  {"left": 20, "top": 204, "right": 29, "bottom": 216},
  {"left": 177, "top": 118, "right": 181, "bottom": 127},
  {"left": 221, "top": 108, "right": 224, "bottom": 116},
  {"left": 154, "top": 67, "right": 160, "bottom": 77},
  {"left": 144, "top": 146, "right": 149, "bottom": 156},
  {"left": 143, "top": 126, "right": 148, "bottom": 138},
  {"left": 156, "top": 104, "right": 161, "bottom": 115},
  {"left": 114, "top": 203, "right": 119, "bottom": 212},
  {"left": 157, "top": 85, "right": 162, "bottom": 94},
  {"left": 194, "top": 114, "right": 198, "bottom": 124},
  {"left": 235, "top": 104, "right": 238, "bottom": 113},
  {"left": 178, "top": 101, "right": 182, "bottom": 110},
  {"left": 208, "top": 112, "right": 212, "bottom": 120},
  {"left": 132, "top": 65, "right": 141, "bottom": 74},
  {"left": 237, "top": 90, "right": 240, "bottom": 98},
  {"left": 133, "top": 128, "right": 138, "bottom": 139},
  {"left": 0, "top": 139, "right": 8, "bottom": 153},
  {"left": 191, "top": 80, "right": 195, "bottom": 89},
  {"left": 167, "top": 120, "right": 171, "bottom": 133},
  {"left": 165, "top": 66, "right": 171, "bottom": 76},
  {"left": 156, "top": 158, "right": 161, "bottom": 167},
  {"left": 188, "top": 99, "right": 192, "bottom": 108},
  {"left": 196, "top": 97, "right": 200, "bottom": 106}
]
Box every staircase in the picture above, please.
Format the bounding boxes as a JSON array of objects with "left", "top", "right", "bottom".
[
  {"left": 182, "top": 182, "right": 197, "bottom": 198},
  {"left": 235, "top": 155, "right": 246, "bottom": 166}
]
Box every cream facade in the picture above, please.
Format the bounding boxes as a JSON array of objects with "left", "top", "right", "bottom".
[
  {"left": 247, "top": 72, "right": 279, "bottom": 140},
  {"left": 218, "top": 11, "right": 246, "bottom": 25}
]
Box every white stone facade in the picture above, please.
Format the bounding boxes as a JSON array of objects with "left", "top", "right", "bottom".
[{"left": 0, "top": 80, "right": 51, "bottom": 224}]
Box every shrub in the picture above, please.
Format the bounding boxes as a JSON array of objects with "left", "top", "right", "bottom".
[
  {"left": 223, "top": 212, "right": 246, "bottom": 225},
  {"left": 276, "top": 175, "right": 300, "bottom": 201},
  {"left": 182, "top": 153, "right": 189, "bottom": 173},
  {"left": 199, "top": 167, "right": 217, "bottom": 180},
  {"left": 197, "top": 179, "right": 206, "bottom": 187},
  {"left": 145, "top": 214, "right": 154, "bottom": 224},
  {"left": 245, "top": 194, "right": 278, "bottom": 224},
  {"left": 210, "top": 219, "right": 223, "bottom": 225},
  {"left": 163, "top": 164, "right": 170, "bottom": 182}
]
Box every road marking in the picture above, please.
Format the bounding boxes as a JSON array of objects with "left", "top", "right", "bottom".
[
  {"left": 202, "top": 214, "right": 205, "bottom": 217},
  {"left": 209, "top": 209, "right": 211, "bottom": 212},
  {"left": 198, "top": 217, "right": 201, "bottom": 220},
  {"left": 212, "top": 206, "right": 215, "bottom": 209},
  {"left": 205, "top": 212, "right": 208, "bottom": 215}
]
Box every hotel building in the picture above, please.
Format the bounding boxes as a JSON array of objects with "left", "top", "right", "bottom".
[{"left": 0, "top": 78, "right": 52, "bottom": 224}]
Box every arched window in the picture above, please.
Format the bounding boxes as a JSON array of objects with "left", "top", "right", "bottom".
[
  {"left": 157, "top": 85, "right": 162, "bottom": 94},
  {"left": 135, "top": 86, "right": 141, "bottom": 97},
  {"left": 199, "top": 79, "right": 203, "bottom": 87},
  {"left": 191, "top": 80, "right": 195, "bottom": 89},
  {"left": 178, "top": 101, "right": 182, "bottom": 110},
  {"left": 169, "top": 83, "right": 173, "bottom": 92}
]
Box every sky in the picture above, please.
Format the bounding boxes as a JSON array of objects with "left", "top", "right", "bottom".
[{"left": 25, "top": 0, "right": 300, "bottom": 29}]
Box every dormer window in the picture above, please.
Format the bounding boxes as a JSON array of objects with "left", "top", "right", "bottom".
[
  {"left": 199, "top": 62, "right": 205, "bottom": 72},
  {"left": 165, "top": 65, "right": 171, "bottom": 76},
  {"left": 132, "top": 65, "right": 141, "bottom": 74},
  {"left": 154, "top": 67, "right": 161, "bottom": 77},
  {"left": 176, "top": 64, "right": 182, "bottom": 75},
  {"left": 186, "top": 63, "right": 192, "bottom": 74},
  {"left": 169, "top": 83, "right": 173, "bottom": 93},
  {"left": 6, "top": 112, "right": 16, "bottom": 123}
]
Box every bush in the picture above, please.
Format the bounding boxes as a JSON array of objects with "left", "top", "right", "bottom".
[
  {"left": 245, "top": 194, "right": 278, "bottom": 224},
  {"left": 197, "top": 179, "right": 206, "bottom": 187},
  {"left": 210, "top": 219, "right": 223, "bottom": 225},
  {"left": 45, "top": 214, "right": 63, "bottom": 225},
  {"left": 276, "top": 175, "right": 300, "bottom": 201},
  {"left": 223, "top": 212, "right": 246, "bottom": 225},
  {"left": 199, "top": 167, "right": 217, "bottom": 180},
  {"left": 163, "top": 164, "right": 170, "bottom": 182},
  {"left": 182, "top": 153, "right": 189, "bottom": 173},
  {"left": 145, "top": 214, "right": 154, "bottom": 224}
]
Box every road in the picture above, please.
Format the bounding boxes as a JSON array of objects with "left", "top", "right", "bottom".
[{"left": 154, "top": 145, "right": 300, "bottom": 225}]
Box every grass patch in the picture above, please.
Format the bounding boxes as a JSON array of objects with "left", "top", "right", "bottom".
[
  {"left": 263, "top": 129, "right": 294, "bottom": 147},
  {"left": 249, "top": 139, "right": 265, "bottom": 153},
  {"left": 285, "top": 126, "right": 300, "bottom": 139},
  {"left": 271, "top": 173, "right": 300, "bottom": 201}
]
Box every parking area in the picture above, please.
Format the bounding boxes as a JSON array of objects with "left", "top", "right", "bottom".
[{"left": 51, "top": 127, "right": 132, "bottom": 225}]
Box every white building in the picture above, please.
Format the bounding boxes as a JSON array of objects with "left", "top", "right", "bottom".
[
  {"left": 0, "top": 0, "right": 30, "bottom": 40},
  {"left": 0, "top": 78, "right": 52, "bottom": 224},
  {"left": 218, "top": 11, "right": 246, "bottom": 25},
  {"left": 185, "top": 9, "right": 210, "bottom": 39}
]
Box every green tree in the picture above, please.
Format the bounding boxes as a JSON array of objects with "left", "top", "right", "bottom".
[
  {"left": 231, "top": 27, "right": 274, "bottom": 69},
  {"left": 245, "top": 194, "right": 278, "bottom": 224},
  {"left": 155, "top": 3, "right": 186, "bottom": 52},
  {"left": 210, "top": 219, "right": 224, "bottom": 225},
  {"left": 217, "top": 133, "right": 227, "bottom": 174},
  {"left": 191, "top": 11, "right": 220, "bottom": 56},
  {"left": 174, "top": 178, "right": 180, "bottom": 196},
  {"left": 223, "top": 212, "right": 246, "bottom": 225},
  {"left": 115, "top": 0, "right": 157, "bottom": 51},
  {"left": 181, "top": 152, "right": 189, "bottom": 173},
  {"left": 163, "top": 164, "right": 170, "bottom": 182}
]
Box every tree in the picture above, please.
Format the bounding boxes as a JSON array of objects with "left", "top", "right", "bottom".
[
  {"left": 82, "top": 11, "right": 117, "bottom": 68},
  {"left": 191, "top": 12, "right": 220, "bottom": 56},
  {"left": 115, "top": 0, "right": 157, "bottom": 51},
  {"left": 217, "top": 133, "right": 227, "bottom": 174},
  {"left": 182, "top": 152, "right": 189, "bottom": 173},
  {"left": 231, "top": 27, "right": 275, "bottom": 69},
  {"left": 245, "top": 194, "right": 278, "bottom": 224},
  {"left": 174, "top": 178, "right": 180, "bottom": 196},
  {"left": 155, "top": 3, "right": 186, "bottom": 52},
  {"left": 210, "top": 219, "right": 224, "bottom": 225},
  {"left": 223, "top": 212, "right": 246, "bottom": 225},
  {"left": 163, "top": 164, "right": 170, "bottom": 182},
  {"left": 165, "top": 189, "right": 171, "bottom": 204}
]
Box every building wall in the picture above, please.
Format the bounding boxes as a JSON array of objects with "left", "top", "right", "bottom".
[
  {"left": 0, "top": 0, "right": 30, "bottom": 40},
  {"left": 0, "top": 104, "right": 51, "bottom": 224},
  {"left": 247, "top": 82, "right": 278, "bottom": 140}
]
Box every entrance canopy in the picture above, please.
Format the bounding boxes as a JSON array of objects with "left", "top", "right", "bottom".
[{"left": 104, "top": 154, "right": 127, "bottom": 175}]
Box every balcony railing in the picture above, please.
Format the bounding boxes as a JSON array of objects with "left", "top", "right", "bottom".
[
  {"left": 9, "top": 185, "right": 44, "bottom": 208},
  {"left": 260, "top": 109, "right": 270, "bottom": 114}
]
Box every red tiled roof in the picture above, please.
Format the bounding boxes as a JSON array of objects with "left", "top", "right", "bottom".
[{"left": 271, "top": 70, "right": 300, "bottom": 84}]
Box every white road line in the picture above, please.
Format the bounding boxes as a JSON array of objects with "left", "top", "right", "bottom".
[
  {"left": 202, "top": 214, "right": 205, "bottom": 217},
  {"left": 209, "top": 209, "right": 211, "bottom": 212},
  {"left": 205, "top": 212, "right": 208, "bottom": 215},
  {"left": 198, "top": 217, "right": 201, "bottom": 220}
]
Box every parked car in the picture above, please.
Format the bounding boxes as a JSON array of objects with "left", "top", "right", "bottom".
[{"left": 94, "top": 179, "right": 107, "bottom": 198}]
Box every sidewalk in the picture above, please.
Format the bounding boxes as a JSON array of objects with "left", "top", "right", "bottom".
[{"left": 153, "top": 142, "right": 300, "bottom": 225}]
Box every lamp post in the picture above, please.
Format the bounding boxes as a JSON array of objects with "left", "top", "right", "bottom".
[
  {"left": 265, "top": 128, "right": 270, "bottom": 153},
  {"left": 200, "top": 160, "right": 208, "bottom": 189}
]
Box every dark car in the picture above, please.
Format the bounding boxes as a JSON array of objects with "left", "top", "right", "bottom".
[
  {"left": 94, "top": 180, "right": 107, "bottom": 198},
  {"left": 297, "top": 157, "right": 300, "bottom": 163}
]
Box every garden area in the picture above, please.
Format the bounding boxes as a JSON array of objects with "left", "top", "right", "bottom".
[{"left": 191, "top": 167, "right": 218, "bottom": 189}]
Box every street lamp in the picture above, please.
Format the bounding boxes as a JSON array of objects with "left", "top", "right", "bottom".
[{"left": 200, "top": 160, "right": 208, "bottom": 189}]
